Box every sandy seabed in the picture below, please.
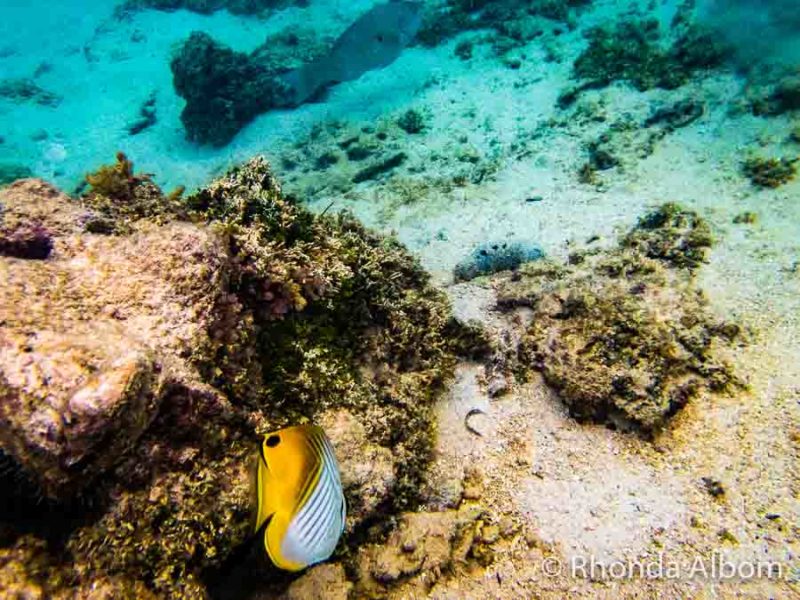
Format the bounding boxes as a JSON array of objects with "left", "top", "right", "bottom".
[{"left": 1, "top": 0, "right": 799, "bottom": 596}]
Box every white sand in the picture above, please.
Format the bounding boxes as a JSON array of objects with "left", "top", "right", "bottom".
[{"left": 1, "top": 0, "right": 799, "bottom": 595}]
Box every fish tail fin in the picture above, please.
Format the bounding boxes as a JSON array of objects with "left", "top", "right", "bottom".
[{"left": 277, "top": 56, "right": 338, "bottom": 107}]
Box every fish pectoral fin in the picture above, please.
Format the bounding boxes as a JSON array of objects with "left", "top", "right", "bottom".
[{"left": 264, "top": 513, "right": 305, "bottom": 572}]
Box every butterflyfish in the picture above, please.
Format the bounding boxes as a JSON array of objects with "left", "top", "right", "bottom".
[{"left": 254, "top": 424, "right": 346, "bottom": 571}]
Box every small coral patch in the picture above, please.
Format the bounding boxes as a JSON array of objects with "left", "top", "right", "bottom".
[{"left": 497, "top": 204, "right": 742, "bottom": 433}]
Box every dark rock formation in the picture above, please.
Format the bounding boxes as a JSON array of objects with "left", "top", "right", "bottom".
[
  {"left": 120, "top": 0, "right": 290, "bottom": 16},
  {"left": 170, "top": 32, "right": 287, "bottom": 146},
  {"left": 0, "top": 78, "right": 60, "bottom": 107}
]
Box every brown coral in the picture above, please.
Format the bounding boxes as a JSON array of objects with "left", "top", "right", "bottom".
[{"left": 497, "top": 204, "right": 741, "bottom": 432}]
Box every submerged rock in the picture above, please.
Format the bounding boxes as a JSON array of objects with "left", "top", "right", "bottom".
[
  {"left": 568, "top": 18, "right": 727, "bottom": 100},
  {"left": 0, "top": 164, "right": 33, "bottom": 187},
  {"left": 171, "top": 32, "right": 285, "bottom": 146},
  {"left": 0, "top": 155, "right": 458, "bottom": 598},
  {"left": 171, "top": 3, "right": 421, "bottom": 145},
  {"left": 497, "top": 204, "right": 741, "bottom": 432},
  {"left": 741, "top": 155, "right": 798, "bottom": 189},
  {"left": 120, "top": 0, "right": 291, "bottom": 16},
  {"left": 0, "top": 78, "right": 60, "bottom": 107}
]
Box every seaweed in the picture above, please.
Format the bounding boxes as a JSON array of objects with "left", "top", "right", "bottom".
[
  {"left": 568, "top": 19, "right": 727, "bottom": 100},
  {"left": 416, "top": 0, "right": 593, "bottom": 49},
  {"left": 621, "top": 202, "right": 713, "bottom": 270},
  {"left": 397, "top": 109, "right": 426, "bottom": 134},
  {"left": 83, "top": 152, "right": 187, "bottom": 231},
  {"left": 733, "top": 211, "right": 757, "bottom": 224},
  {"left": 741, "top": 156, "right": 798, "bottom": 188}
]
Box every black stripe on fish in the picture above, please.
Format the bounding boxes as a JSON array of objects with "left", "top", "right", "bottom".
[
  {"left": 318, "top": 434, "right": 342, "bottom": 485},
  {"left": 300, "top": 465, "right": 337, "bottom": 545},
  {"left": 296, "top": 462, "right": 333, "bottom": 541},
  {"left": 259, "top": 440, "right": 269, "bottom": 470},
  {"left": 296, "top": 440, "right": 337, "bottom": 541},
  {"left": 300, "top": 459, "right": 341, "bottom": 548},
  {"left": 297, "top": 443, "right": 338, "bottom": 544},
  {"left": 292, "top": 434, "right": 323, "bottom": 515}
]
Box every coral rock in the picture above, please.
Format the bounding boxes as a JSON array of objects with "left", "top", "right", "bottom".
[
  {"left": 497, "top": 204, "right": 740, "bottom": 432},
  {"left": 282, "top": 563, "right": 352, "bottom": 600}
]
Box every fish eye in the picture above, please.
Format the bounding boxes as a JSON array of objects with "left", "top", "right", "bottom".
[
  {"left": 376, "top": 34, "right": 384, "bottom": 42},
  {"left": 265, "top": 434, "right": 281, "bottom": 447}
]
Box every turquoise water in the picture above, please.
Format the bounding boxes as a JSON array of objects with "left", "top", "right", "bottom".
[
  {"left": 2, "top": 0, "right": 797, "bottom": 282},
  {"left": 1, "top": 0, "right": 794, "bottom": 195},
  {"left": 1, "top": 0, "right": 799, "bottom": 597}
]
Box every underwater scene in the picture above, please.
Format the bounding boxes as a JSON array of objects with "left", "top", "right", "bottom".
[{"left": 0, "top": 0, "right": 799, "bottom": 597}]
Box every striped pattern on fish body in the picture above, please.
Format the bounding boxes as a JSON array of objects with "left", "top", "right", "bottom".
[{"left": 255, "top": 425, "right": 346, "bottom": 571}]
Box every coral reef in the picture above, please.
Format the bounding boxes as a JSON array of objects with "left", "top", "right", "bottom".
[
  {"left": 741, "top": 156, "right": 798, "bottom": 188},
  {"left": 119, "top": 0, "right": 290, "bottom": 16},
  {"left": 749, "top": 76, "right": 800, "bottom": 117},
  {"left": 416, "top": 0, "right": 593, "bottom": 50},
  {"left": 453, "top": 241, "right": 545, "bottom": 282},
  {"left": 0, "top": 156, "right": 459, "bottom": 598},
  {"left": 496, "top": 204, "right": 741, "bottom": 433},
  {"left": 82, "top": 152, "right": 186, "bottom": 232}
]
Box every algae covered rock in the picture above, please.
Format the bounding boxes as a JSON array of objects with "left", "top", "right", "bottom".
[
  {"left": 566, "top": 18, "right": 727, "bottom": 102},
  {"left": 171, "top": 32, "right": 284, "bottom": 146},
  {"left": 353, "top": 505, "right": 486, "bottom": 596},
  {"left": 741, "top": 155, "right": 798, "bottom": 188},
  {"left": 497, "top": 204, "right": 741, "bottom": 432},
  {"left": 0, "top": 155, "right": 458, "bottom": 598}
]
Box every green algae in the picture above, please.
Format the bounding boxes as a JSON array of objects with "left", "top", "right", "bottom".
[
  {"left": 741, "top": 156, "right": 798, "bottom": 189},
  {"left": 83, "top": 152, "right": 188, "bottom": 232},
  {"left": 564, "top": 18, "right": 728, "bottom": 104}
]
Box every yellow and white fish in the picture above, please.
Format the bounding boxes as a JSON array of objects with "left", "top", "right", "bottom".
[{"left": 254, "top": 424, "right": 346, "bottom": 571}]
